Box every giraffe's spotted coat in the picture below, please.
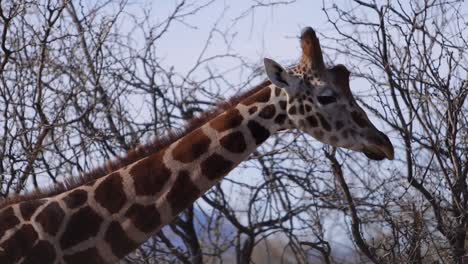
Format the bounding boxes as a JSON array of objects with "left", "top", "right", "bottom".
[
  {"left": 105, "top": 221, "right": 137, "bottom": 259},
  {"left": 335, "top": 120, "right": 344, "bottom": 130},
  {"left": 60, "top": 206, "right": 102, "bottom": 250},
  {"left": 247, "top": 120, "right": 270, "bottom": 145},
  {"left": 258, "top": 104, "right": 276, "bottom": 119},
  {"left": 317, "top": 113, "right": 331, "bottom": 131},
  {"left": 35, "top": 201, "right": 64, "bottom": 236},
  {"left": 95, "top": 172, "right": 126, "bottom": 214},
  {"left": 288, "top": 106, "right": 297, "bottom": 115},
  {"left": 19, "top": 200, "right": 45, "bottom": 221},
  {"left": 130, "top": 151, "right": 171, "bottom": 196},
  {"left": 220, "top": 131, "right": 247, "bottom": 153},
  {"left": 201, "top": 153, "right": 234, "bottom": 180},
  {"left": 274, "top": 114, "right": 287, "bottom": 125},
  {"left": 351, "top": 111, "right": 369, "bottom": 128},
  {"left": 63, "top": 189, "right": 87, "bottom": 209},
  {"left": 0, "top": 224, "right": 37, "bottom": 263},
  {"left": 306, "top": 115, "right": 318, "bottom": 127},
  {"left": 166, "top": 170, "right": 200, "bottom": 213},
  {"left": 210, "top": 108, "right": 243, "bottom": 132},
  {"left": 248, "top": 106, "right": 258, "bottom": 114},
  {"left": 279, "top": 101, "right": 286, "bottom": 110},
  {"left": 173, "top": 130, "right": 211, "bottom": 163},
  {"left": 63, "top": 248, "right": 106, "bottom": 264},
  {"left": 0, "top": 207, "right": 19, "bottom": 239},
  {"left": 21, "top": 240, "right": 56, "bottom": 264},
  {"left": 125, "top": 204, "right": 161, "bottom": 233}
]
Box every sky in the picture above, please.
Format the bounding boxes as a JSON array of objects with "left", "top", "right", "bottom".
[{"left": 138, "top": 0, "right": 330, "bottom": 73}]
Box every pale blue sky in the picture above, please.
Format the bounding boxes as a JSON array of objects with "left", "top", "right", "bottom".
[{"left": 139, "top": 0, "right": 330, "bottom": 73}]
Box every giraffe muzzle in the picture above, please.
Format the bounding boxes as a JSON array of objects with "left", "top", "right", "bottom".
[{"left": 363, "top": 130, "right": 394, "bottom": 160}]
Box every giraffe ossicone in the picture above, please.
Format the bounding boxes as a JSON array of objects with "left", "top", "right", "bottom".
[{"left": 0, "top": 27, "right": 393, "bottom": 263}]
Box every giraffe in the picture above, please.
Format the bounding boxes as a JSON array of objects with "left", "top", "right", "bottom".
[{"left": 0, "top": 27, "right": 394, "bottom": 263}]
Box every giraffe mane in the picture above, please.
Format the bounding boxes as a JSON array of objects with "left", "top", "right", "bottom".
[{"left": 0, "top": 80, "right": 272, "bottom": 209}]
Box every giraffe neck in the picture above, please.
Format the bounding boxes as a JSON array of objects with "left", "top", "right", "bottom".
[
  {"left": 0, "top": 84, "right": 289, "bottom": 263},
  {"left": 153, "top": 83, "right": 288, "bottom": 227}
]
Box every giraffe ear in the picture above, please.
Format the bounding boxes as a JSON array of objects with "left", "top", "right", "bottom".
[{"left": 264, "top": 58, "right": 300, "bottom": 96}]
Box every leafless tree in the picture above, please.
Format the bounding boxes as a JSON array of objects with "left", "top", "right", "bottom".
[{"left": 1, "top": 0, "right": 466, "bottom": 263}]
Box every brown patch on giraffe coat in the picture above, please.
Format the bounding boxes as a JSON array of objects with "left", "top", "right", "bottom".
[
  {"left": 172, "top": 130, "right": 211, "bottom": 163},
  {"left": 306, "top": 115, "right": 318, "bottom": 127},
  {"left": 63, "top": 189, "right": 87, "bottom": 209},
  {"left": 167, "top": 170, "right": 200, "bottom": 213},
  {"left": 305, "top": 104, "right": 312, "bottom": 112},
  {"left": 105, "top": 221, "right": 138, "bottom": 259},
  {"left": 342, "top": 130, "right": 349, "bottom": 139},
  {"left": 21, "top": 240, "right": 56, "bottom": 264},
  {"left": 335, "top": 120, "right": 344, "bottom": 130},
  {"left": 0, "top": 224, "right": 37, "bottom": 263},
  {"left": 130, "top": 151, "right": 171, "bottom": 196},
  {"left": 35, "top": 201, "right": 64, "bottom": 236},
  {"left": 19, "top": 200, "right": 45, "bottom": 221},
  {"left": 0, "top": 207, "right": 20, "bottom": 238},
  {"left": 313, "top": 130, "right": 324, "bottom": 140},
  {"left": 259, "top": 104, "right": 276, "bottom": 119},
  {"left": 125, "top": 204, "right": 160, "bottom": 233},
  {"left": 316, "top": 113, "right": 331, "bottom": 131},
  {"left": 94, "top": 172, "right": 126, "bottom": 214},
  {"left": 63, "top": 248, "right": 106, "bottom": 264},
  {"left": 247, "top": 120, "right": 270, "bottom": 145},
  {"left": 275, "top": 87, "right": 281, "bottom": 96},
  {"left": 248, "top": 106, "right": 258, "bottom": 114},
  {"left": 351, "top": 111, "right": 369, "bottom": 128},
  {"left": 210, "top": 108, "right": 243, "bottom": 133},
  {"left": 201, "top": 153, "right": 234, "bottom": 180},
  {"left": 274, "top": 114, "right": 287, "bottom": 126},
  {"left": 242, "top": 87, "right": 271, "bottom": 106},
  {"left": 299, "top": 105, "right": 305, "bottom": 115},
  {"left": 279, "top": 101, "right": 286, "bottom": 110},
  {"left": 220, "top": 131, "right": 247, "bottom": 153},
  {"left": 288, "top": 106, "right": 297, "bottom": 115},
  {"left": 60, "top": 206, "right": 102, "bottom": 250}
]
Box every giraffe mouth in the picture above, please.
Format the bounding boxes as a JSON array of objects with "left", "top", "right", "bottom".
[
  {"left": 363, "top": 149, "right": 388, "bottom": 161},
  {"left": 362, "top": 142, "right": 394, "bottom": 160}
]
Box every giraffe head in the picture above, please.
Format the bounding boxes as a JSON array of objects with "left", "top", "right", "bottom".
[{"left": 264, "top": 27, "right": 394, "bottom": 160}]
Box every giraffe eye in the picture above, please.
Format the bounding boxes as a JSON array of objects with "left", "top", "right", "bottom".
[{"left": 317, "top": 95, "right": 337, "bottom": 105}]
